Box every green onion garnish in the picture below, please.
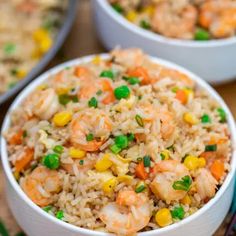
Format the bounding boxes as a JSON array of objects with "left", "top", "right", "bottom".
[
  {"left": 135, "top": 114, "right": 144, "bottom": 127},
  {"left": 88, "top": 97, "right": 98, "bottom": 108},
  {"left": 56, "top": 210, "right": 64, "bottom": 220},
  {"left": 135, "top": 183, "right": 146, "bottom": 193},
  {"left": 143, "top": 155, "right": 151, "bottom": 167},
  {"left": 43, "top": 205, "right": 52, "bottom": 213},
  {"left": 110, "top": 144, "right": 122, "bottom": 154},
  {"left": 111, "top": 3, "right": 123, "bottom": 14},
  {"left": 79, "top": 160, "right": 84, "bottom": 165},
  {"left": 217, "top": 108, "right": 226, "bottom": 123},
  {"left": 205, "top": 144, "right": 217, "bottom": 152},
  {"left": 115, "top": 135, "right": 128, "bottom": 149},
  {"left": 23, "top": 130, "right": 27, "bottom": 138},
  {"left": 128, "top": 77, "right": 140, "bottom": 85},
  {"left": 127, "top": 133, "right": 135, "bottom": 142},
  {"left": 140, "top": 20, "right": 151, "bottom": 29},
  {"left": 96, "top": 90, "right": 103, "bottom": 95},
  {"left": 86, "top": 133, "right": 94, "bottom": 141},
  {"left": 195, "top": 28, "right": 210, "bottom": 41},
  {"left": 172, "top": 175, "right": 192, "bottom": 191},
  {"left": 100, "top": 70, "right": 115, "bottom": 80},
  {"left": 137, "top": 157, "right": 143, "bottom": 162},
  {"left": 58, "top": 94, "right": 78, "bottom": 105},
  {"left": 53, "top": 145, "right": 64, "bottom": 154},
  {"left": 4, "top": 42, "right": 16, "bottom": 55}
]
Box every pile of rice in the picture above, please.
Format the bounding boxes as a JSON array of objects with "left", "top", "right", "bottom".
[{"left": 5, "top": 48, "right": 231, "bottom": 235}]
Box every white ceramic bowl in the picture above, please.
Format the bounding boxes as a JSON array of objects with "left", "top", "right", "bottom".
[
  {"left": 1, "top": 54, "right": 236, "bottom": 236},
  {"left": 93, "top": 0, "right": 236, "bottom": 84}
]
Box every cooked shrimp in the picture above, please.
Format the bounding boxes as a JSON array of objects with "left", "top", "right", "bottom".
[
  {"left": 195, "top": 168, "right": 217, "bottom": 200},
  {"left": 14, "top": 147, "right": 34, "bottom": 172},
  {"left": 199, "top": 0, "right": 236, "bottom": 38},
  {"left": 100, "top": 190, "right": 151, "bottom": 235},
  {"left": 150, "top": 160, "right": 190, "bottom": 202},
  {"left": 159, "top": 110, "right": 175, "bottom": 140},
  {"left": 151, "top": 1, "right": 198, "bottom": 39},
  {"left": 21, "top": 166, "right": 61, "bottom": 207},
  {"left": 111, "top": 48, "right": 145, "bottom": 68},
  {"left": 24, "top": 88, "right": 59, "bottom": 120},
  {"left": 70, "top": 109, "right": 112, "bottom": 151}
]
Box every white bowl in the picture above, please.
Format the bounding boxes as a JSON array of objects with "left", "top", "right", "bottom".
[
  {"left": 1, "top": 54, "right": 236, "bottom": 236},
  {"left": 93, "top": 0, "right": 236, "bottom": 84}
]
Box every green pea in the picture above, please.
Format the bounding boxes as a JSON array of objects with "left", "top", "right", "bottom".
[{"left": 42, "top": 153, "right": 60, "bottom": 170}]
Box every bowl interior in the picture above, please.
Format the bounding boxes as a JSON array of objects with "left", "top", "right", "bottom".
[
  {"left": 98, "top": 0, "right": 236, "bottom": 48},
  {"left": 1, "top": 54, "right": 236, "bottom": 235}
]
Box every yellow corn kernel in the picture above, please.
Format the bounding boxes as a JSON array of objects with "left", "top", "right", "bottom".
[
  {"left": 183, "top": 112, "right": 199, "bottom": 125},
  {"left": 184, "top": 155, "right": 199, "bottom": 170},
  {"left": 33, "top": 28, "right": 52, "bottom": 53},
  {"left": 39, "top": 37, "right": 52, "bottom": 54},
  {"left": 37, "top": 84, "right": 47, "bottom": 90},
  {"left": 53, "top": 112, "right": 72, "bottom": 127},
  {"left": 183, "top": 88, "right": 194, "bottom": 97},
  {"left": 117, "top": 175, "right": 133, "bottom": 183},
  {"left": 126, "top": 11, "right": 137, "bottom": 22},
  {"left": 102, "top": 177, "right": 118, "bottom": 194},
  {"left": 181, "top": 194, "right": 191, "bottom": 205},
  {"left": 95, "top": 154, "right": 113, "bottom": 172},
  {"left": 198, "top": 157, "right": 206, "bottom": 168},
  {"left": 155, "top": 208, "right": 173, "bottom": 227},
  {"left": 142, "top": 6, "right": 154, "bottom": 15},
  {"left": 31, "top": 48, "right": 42, "bottom": 59},
  {"left": 92, "top": 55, "right": 101, "bottom": 65},
  {"left": 33, "top": 28, "right": 49, "bottom": 41},
  {"left": 13, "top": 171, "right": 20, "bottom": 181},
  {"left": 56, "top": 87, "right": 71, "bottom": 95},
  {"left": 16, "top": 69, "right": 27, "bottom": 79},
  {"left": 160, "top": 150, "right": 170, "bottom": 160},
  {"left": 69, "top": 147, "right": 86, "bottom": 159},
  {"left": 116, "top": 154, "right": 132, "bottom": 163}
]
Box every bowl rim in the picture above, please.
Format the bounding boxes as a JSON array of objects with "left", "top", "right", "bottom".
[
  {"left": 95, "top": 0, "right": 236, "bottom": 48},
  {"left": 0, "top": 0, "right": 78, "bottom": 105},
  {"left": 1, "top": 53, "right": 236, "bottom": 236}
]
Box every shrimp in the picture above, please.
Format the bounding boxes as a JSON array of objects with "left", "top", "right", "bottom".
[
  {"left": 21, "top": 166, "right": 61, "bottom": 207},
  {"left": 195, "top": 168, "right": 217, "bottom": 200},
  {"left": 151, "top": 1, "right": 198, "bottom": 39},
  {"left": 159, "top": 110, "right": 175, "bottom": 140},
  {"left": 14, "top": 147, "right": 34, "bottom": 172},
  {"left": 199, "top": 0, "right": 236, "bottom": 38},
  {"left": 100, "top": 190, "right": 151, "bottom": 235},
  {"left": 24, "top": 88, "right": 59, "bottom": 120},
  {"left": 69, "top": 109, "right": 112, "bottom": 151},
  {"left": 150, "top": 160, "right": 190, "bottom": 202},
  {"left": 111, "top": 48, "right": 145, "bottom": 68}
]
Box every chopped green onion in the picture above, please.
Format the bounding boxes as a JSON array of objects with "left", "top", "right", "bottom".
[
  {"left": 171, "top": 206, "right": 185, "bottom": 220},
  {"left": 217, "top": 108, "right": 226, "bottom": 123},
  {"left": 42, "top": 153, "right": 60, "bottom": 170},
  {"left": 56, "top": 210, "right": 64, "bottom": 220},
  {"left": 10, "top": 68, "right": 18, "bottom": 76},
  {"left": 160, "top": 153, "right": 165, "bottom": 160},
  {"left": 167, "top": 145, "right": 175, "bottom": 152},
  {"left": 201, "top": 114, "right": 211, "bottom": 123},
  {"left": 138, "top": 95, "right": 142, "bottom": 100},
  {"left": 135, "top": 182, "right": 146, "bottom": 193},
  {"left": 143, "top": 155, "right": 151, "bottom": 167},
  {"left": 135, "top": 114, "right": 144, "bottom": 127},
  {"left": 110, "top": 144, "right": 122, "bottom": 154},
  {"left": 4, "top": 42, "right": 16, "bottom": 55},
  {"left": 140, "top": 20, "right": 151, "bottom": 29},
  {"left": 137, "top": 157, "right": 143, "bottom": 162},
  {"left": 195, "top": 28, "right": 210, "bottom": 41},
  {"left": 79, "top": 160, "right": 84, "bottom": 165},
  {"left": 71, "top": 96, "right": 78, "bottom": 103},
  {"left": 58, "top": 94, "right": 71, "bottom": 105},
  {"left": 128, "top": 77, "right": 140, "bottom": 85},
  {"left": 172, "top": 175, "right": 192, "bottom": 191},
  {"left": 88, "top": 97, "right": 98, "bottom": 108},
  {"left": 96, "top": 89, "right": 103, "bottom": 95},
  {"left": 127, "top": 133, "right": 135, "bottom": 142},
  {"left": 43, "top": 205, "right": 52, "bottom": 213},
  {"left": 114, "top": 85, "right": 130, "bottom": 100},
  {"left": 100, "top": 70, "right": 115, "bottom": 80},
  {"left": 115, "top": 135, "right": 128, "bottom": 149},
  {"left": 111, "top": 3, "right": 123, "bottom": 14},
  {"left": 53, "top": 145, "right": 64, "bottom": 154},
  {"left": 23, "top": 130, "right": 27, "bottom": 138},
  {"left": 86, "top": 133, "right": 94, "bottom": 141},
  {"left": 171, "top": 86, "right": 179, "bottom": 93},
  {"left": 205, "top": 144, "right": 217, "bottom": 152}
]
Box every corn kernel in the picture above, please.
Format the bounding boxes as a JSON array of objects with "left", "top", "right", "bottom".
[
  {"left": 92, "top": 55, "right": 101, "bottom": 65},
  {"left": 16, "top": 69, "right": 27, "bottom": 79},
  {"left": 102, "top": 178, "right": 118, "bottom": 194},
  {"left": 184, "top": 155, "right": 199, "bottom": 170},
  {"left": 142, "top": 6, "right": 154, "bottom": 15},
  {"left": 126, "top": 11, "right": 137, "bottom": 22},
  {"left": 31, "top": 48, "right": 42, "bottom": 59},
  {"left": 160, "top": 150, "right": 170, "bottom": 160},
  {"left": 69, "top": 148, "right": 86, "bottom": 159},
  {"left": 155, "top": 208, "right": 172, "bottom": 227},
  {"left": 116, "top": 154, "right": 132, "bottom": 163},
  {"left": 39, "top": 37, "right": 52, "bottom": 53},
  {"left": 95, "top": 154, "right": 113, "bottom": 172},
  {"left": 117, "top": 175, "right": 133, "bottom": 183},
  {"left": 198, "top": 157, "right": 206, "bottom": 168},
  {"left": 183, "top": 88, "right": 194, "bottom": 97},
  {"left": 33, "top": 28, "right": 49, "bottom": 41},
  {"left": 53, "top": 112, "right": 72, "bottom": 127},
  {"left": 181, "top": 194, "right": 191, "bottom": 205},
  {"left": 56, "top": 87, "right": 71, "bottom": 95},
  {"left": 37, "top": 84, "right": 47, "bottom": 90},
  {"left": 183, "top": 112, "right": 199, "bottom": 125},
  {"left": 13, "top": 171, "right": 20, "bottom": 181}
]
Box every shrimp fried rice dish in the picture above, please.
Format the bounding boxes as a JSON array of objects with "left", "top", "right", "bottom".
[{"left": 5, "top": 48, "right": 232, "bottom": 235}]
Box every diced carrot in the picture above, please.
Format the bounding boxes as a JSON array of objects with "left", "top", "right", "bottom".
[
  {"left": 150, "top": 164, "right": 159, "bottom": 175},
  {"left": 9, "top": 130, "right": 23, "bottom": 145},
  {"left": 135, "top": 162, "right": 148, "bottom": 180},
  {"left": 15, "top": 148, "right": 34, "bottom": 172},
  {"left": 74, "top": 66, "right": 91, "bottom": 78},
  {"left": 102, "top": 93, "right": 115, "bottom": 105},
  {"left": 128, "top": 67, "right": 151, "bottom": 85},
  {"left": 210, "top": 160, "right": 225, "bottom": 181},
  {"left": 175, "top": 90, "right": 188, "bottom": 104},
  {"left": 134, "top": 133, "right": 146, "bottom": 142},
  {"left": 100, "top": 80, "right": 115, "bottom": 104}
]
